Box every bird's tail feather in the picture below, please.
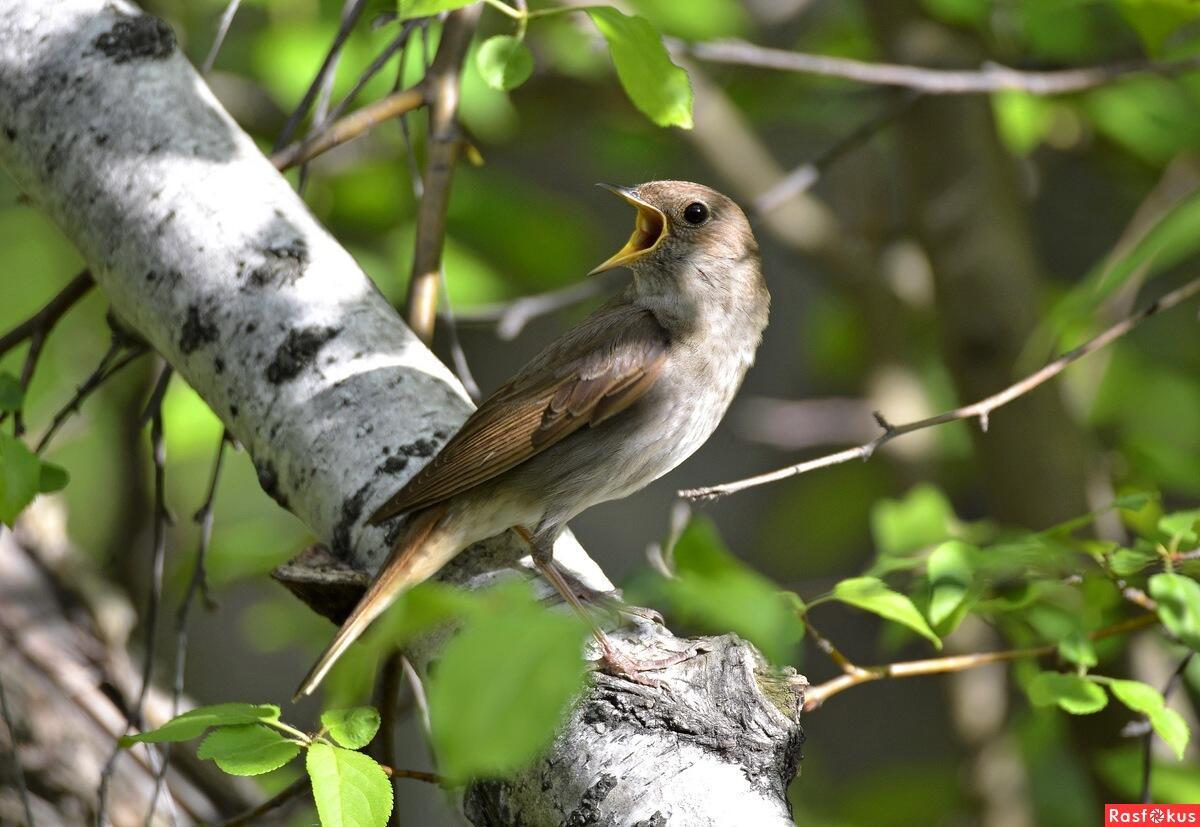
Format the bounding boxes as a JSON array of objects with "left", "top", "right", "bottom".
[{"left": 293, "top": 503, "right": 450, "bottom": 700}]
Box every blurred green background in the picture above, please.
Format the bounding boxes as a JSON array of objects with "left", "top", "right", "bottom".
[{"left": 3, "top": 0, "right": 1200, "bottom": 823}]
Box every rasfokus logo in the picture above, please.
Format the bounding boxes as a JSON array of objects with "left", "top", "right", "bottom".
[{"left": 1106, "top": 804, "right": 1200, "bottom": 825}]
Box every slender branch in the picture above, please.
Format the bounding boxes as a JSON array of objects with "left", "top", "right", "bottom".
[
  {"left": 404, "top": 5, "right": 483, "bottom": 345},
  {"left": 803, "top": 612, "right": 1160, "bottom": 710},
  {"left": 321, "top": 23, "right": 417, "bottom": 130},
  {"left": 273, "top": 0, "right": 369, "bottom": 150},
  {"left": 753, "top": 90, "right": 921, "bottom": 214},
  {"left": 0, "top": 270, "right": 93, "bottom": 358},
  {"left": 682, "top": 275, "right": 1200, "bottom": 501},
  {"left": 679, "top": 39, "right": 1200, "bottom": 95},
  {"left": 0, "top": 672, "right": 35, "bottom": 827},
  {"left": 34, "top": 339, "right": 148, "bottom": 455},
  {"left": 447, "top": 272, "right": 622, "bottom": 340},
  {"left": 200, "top": 0, "right": 243, "bottom": 75}
]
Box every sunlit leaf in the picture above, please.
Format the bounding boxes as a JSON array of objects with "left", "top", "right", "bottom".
[
  {"left": 1057, "top": 632, "right": 1098, "bottom": 668},
  {"left": 397, "top": 0, "right": 475, "bottom": 22},
  {"left": 197, "top": 724, "right": 301, "bottom": 776},
  {"left": 1148, "top": 573, "right": 1200, "bottom": 652},
  {"left": 0, "top": 433, "right": 41, "bottom": 526},
  {"left": 992, "top": 90, "right": 1055, "bottom": 155},
  {"left": 870, "top": 484, "right": 955, "bottom": 557},
  {"left": 586, "top": 7, "right": 693, "bottom": 128},
  {"left": 644, "top": 517, "right": 803, "bottom": 662},
  {"left": 321, "top": 707, "right": 382, "bottom": 751},
  {"left": 831, "top": 576, "right": 941, "bottom": 649},
  {"left": 628, "top": 0, "right": 749, "bottom": 39},
  {"left": 121, "top": 703, "right": 282, "bottom": 745},
  {"left": 1026, "top": 672, "right": 1108, "bottom": 715},
  {"left": 427, "top": 582, "right": 587, "bottom": 782},
  {"left": 926, "top": 540, "right": 975, "bottom": 628},
  {"left": 307, "top": 742, "right": 393, "bottom": 827},
  {"left": 476, "top": 35, "right": 534, "bottom": 91},
  {"left": 1106, "top": 678, "right": 1191, "bottom": 759}
]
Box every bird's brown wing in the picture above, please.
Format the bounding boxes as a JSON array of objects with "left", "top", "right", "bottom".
[{"left": 367, "top": 301, "right": 668, "bottom": 524}]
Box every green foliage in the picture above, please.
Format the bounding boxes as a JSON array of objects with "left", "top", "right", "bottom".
[
  {"left": 197, "top": 724, "right": 302, "bottom": 776},
  {"left": 1104, "top": 678, "right": 1190, "bottom": 759},
  {"left": 0, "top": 372, "right": 22, "bottom": 412},
  {"left": 476, "top": 35, "right": 535, "bottom": 91},
  {"left": 120, "top": 703, "right": 282, "bottom": 745},
  {"left": 1026, "top": 672, "right": 1108, "bottom": 714},
  {"left": 397, "top": 0, "right": 476, "bottom": 22},
  {"left": 1117, "top": 0, "right": 1200, "bottom": 52},
  {"left": 869, "top": 484, "right": 956, "bottom": 559},
  {"left": 830, "top": 576, "right": 942, "bottom": 649},
  {"left": 321, "top": 707, "right": 382, "bottom": 750},
  {"left": 0, "top": 433, "right": 69, "bottom": 526},
  {"left": 634, "top": 516, "right": 804, "bottom": 662},
  {"left": 585, "top": 8, "right": 694, "bottom": 128},
  {"left": 925, "top": 540, "right": 976, "bottom": 630},
  {"left": 426, "top": 581, "right": 588, "bottom": 782},
  {"left": 1148, "top": 573, "right": 1200, "bottom": 652},
  {"left": 307, "top": 743, "right": 393, "bottom": 827}
]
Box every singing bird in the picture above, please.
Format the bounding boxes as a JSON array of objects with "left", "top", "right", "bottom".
[{"left": 295, "top": 181, "right": 769, "bottom": 698}]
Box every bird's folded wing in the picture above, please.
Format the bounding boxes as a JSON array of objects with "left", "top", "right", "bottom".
[{"left": 367, "top": 303, "right": 668, "bottom": 523}]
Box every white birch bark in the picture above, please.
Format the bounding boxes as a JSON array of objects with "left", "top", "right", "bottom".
[{"left": 0, "top": 2, "right": 805, "bottom": 823}]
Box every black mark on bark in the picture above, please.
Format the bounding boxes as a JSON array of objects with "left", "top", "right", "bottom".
[
  {"left": 265, "top": 325, "right": 339, "bottom": 384},
  {"left": 331, "top": 482, "right": 370, "bottom": 559},
  {"left": 563, "top": 774, "right": 617, "bottom": 827},
  {"left": 179, "top": 304, "right": 218, "bottom": 354},
  {"left": 255, "top": 459, "right": 289, "bottom": 510},
  {"left": 92, "top": 15, "right": 176, "bottom": 63}
]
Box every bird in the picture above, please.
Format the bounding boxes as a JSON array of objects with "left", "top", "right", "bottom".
[{"left": 295, "top": 180, "right": 770, "bottom": 699}]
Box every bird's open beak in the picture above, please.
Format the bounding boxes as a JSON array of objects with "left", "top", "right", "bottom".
[{"left": 588, "top": 184, "right": 667, "bottom": 275}]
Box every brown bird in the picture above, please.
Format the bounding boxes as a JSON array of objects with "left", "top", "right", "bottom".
[{"left": 295, "top": 181, "right": 769, "bottom": 698}]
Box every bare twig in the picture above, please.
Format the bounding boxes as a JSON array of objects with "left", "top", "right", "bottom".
[
  {"left": 753, "top": 90, "right": 921, "bottom": 214},
  {"left": 682, "top": 275, "right": 1200, "bottom": 501},
  {"left": 679, "top": 39, "right": 1200, "bottom": 95},
  {"left": 448, "top": 272, "right": 622, "bottom": 340},
  {"left": 34, "top": 339, "right": 148, "bottom": 455},
  {"left": 274, "top": 0, "right": 369, "bottom": 150},
  {"left": 0, "top": 672, "right": 35, "bottom": 827},
  {"left": 270, "top": 84, "right": 427, "bottom": 172},
  {"left": 404, "top": 5, "right": 483, "bottom": 345},
  {"left": 803, "top": 612, "right": 1160, "bottom": 710},
  {"left": 200, "top": 0, "right": 243, "bottom": 75},
  {"left": 322, "top": 23, "right": 417, "bottom": 129}
]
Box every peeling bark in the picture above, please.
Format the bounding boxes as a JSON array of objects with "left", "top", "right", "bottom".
[{"left": 0, "top": 2, "right": 805, "bottom": 823}]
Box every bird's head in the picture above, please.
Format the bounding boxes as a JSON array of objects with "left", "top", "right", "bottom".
[{"left": 590, "top": 180, "right": 767, "bottom": 333}]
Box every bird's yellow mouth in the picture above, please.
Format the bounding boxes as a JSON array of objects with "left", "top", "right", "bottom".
[{"left": 588, "top": 184, "right": 667, "bottom": 275}]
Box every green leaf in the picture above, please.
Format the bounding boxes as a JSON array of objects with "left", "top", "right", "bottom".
[
  {"left": 397, "top": 0, "right": 475, "bottom": 22},
  {"left": 0, "top": 433, "right": 42, "bottom": 526},
  {"left": 476, "top": 35, "right": 534, "bottom": 91},
  {"left": 1027, "top": 672, "right": 1108, "bottom": 715},
  {"left": 37, "top": 462, "right": 69, "bottom": 494},
  {"left": 120, "top": 703, "right": 282, "bottom": 746},
  {"left": 197, "top": 724, "right": 301, "bottom": 776},
  {"left": 1057, "top": 632, "right": 1098, "bottom": 669},
  {"left": 1107, "top": 678, "right": 1191, "bottom": 760},
  {"left": 645, "top": 517, "right": 803, "bottom": 662},
  {"left": 585, "top": 7, "right": 693, "bottom": 128},
  {"left": 1160, "top": 509, "right": 1200, "bottom": 546},
  {"left": 992, "top": 90, "right": 1055, "bottom": 155},
  {"left": 1117, "top": 0, "right": 1200, "bottom": 53},
  {"left": 926, "top": 540, "right": 975, "bottom": 628},
  {"left": 831, "top": 576, "right": 941, "bottom": 649},
  {"left": 307, "top": 742, "right": 393, "bottom": 827},
  {"left": 0, "top": 372, "right": 22, "bottom": 412},
  {"left": 427, "top": 582, "right": 587, "bottom": 782},
  {"left": 870, "top": 484, "right": 955, "bottom": 557},
  {"left": 1148, "top": 573, "right": 1200, "bottom": 652},
  {"left": 321, "top": 707, "right": 381, "bottom": 750},
  {"left": 1109, "top": 546, "right": 1160, "bottom": 577}
]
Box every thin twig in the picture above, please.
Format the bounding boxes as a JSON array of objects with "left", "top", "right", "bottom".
[
  {"left": 682, "top": 275, "right": 1200, "bottom": 501},
  {"left": 322, "top": 23, "right": 417, "bottom": 129},
  {"left": 1140, "top": 652, "right": 1195, "bottom": 803},
  {"left": 404, "top": 5, "right": 483, "bottom": 345},
  {"left": 35, "top": 341, "right": 148, "bottom": 455},
  {"left": 274, "top": 0, "right": 369, "bottom": 150},
  {"left": 679, "top": 39, "right": 1200, "bottom": 95},
  {"left": 200, "top": 0, "right": 243, "bottom": 75},
  {"left": 297, "top": 0, "right": 362, "bottom": 193},
  {"left": 754, "top": 90, "right": 921, "bottom": 214},
  {"left": 0, "top": 673, "right": 35, "bottom": 826},
  {"left": 803, "top": 612, "right": 1160, "bottom": 710},
  {"left": 0, "top": 270, "right": 93, "bottom": 358},
  {"left": 270, "top": 84, "right": 427, "bottom": 172},
  {"left": 447, "top": 272, "right": 621, "bottom": 341}
]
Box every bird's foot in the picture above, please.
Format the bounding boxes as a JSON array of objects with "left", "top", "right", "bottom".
[{"left": 590, "top": 633, "right": 696, "bottom": 689}]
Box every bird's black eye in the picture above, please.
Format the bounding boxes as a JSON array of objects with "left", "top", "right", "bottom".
[{"left": 683, "top": 202, "right": 709, "bottom": 225}]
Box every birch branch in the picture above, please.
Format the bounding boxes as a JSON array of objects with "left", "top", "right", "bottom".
[{"left": 0, "top": 3, "right": 804, "bottom": 823}]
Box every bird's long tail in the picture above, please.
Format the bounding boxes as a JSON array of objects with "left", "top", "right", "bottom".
[{"left": 293, "top": 503, "right": 451, "bottom": 700}]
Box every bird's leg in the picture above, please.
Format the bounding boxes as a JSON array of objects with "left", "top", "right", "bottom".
[{"left": 512, "top": 526, "right": 684, "bottom": 685}]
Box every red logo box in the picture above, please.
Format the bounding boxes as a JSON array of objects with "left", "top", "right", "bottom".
[{"left": 1106, "top": 804, "right": 1200, "bottom": 825}]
